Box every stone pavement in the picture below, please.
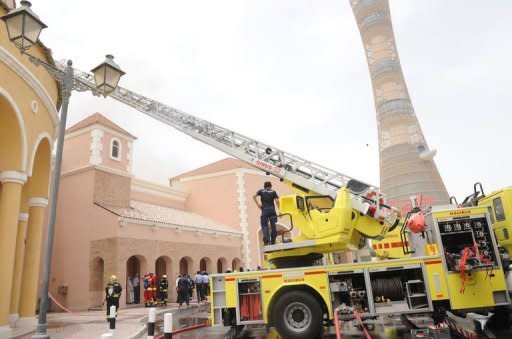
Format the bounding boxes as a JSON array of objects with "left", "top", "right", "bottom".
[{"left": 10, "top": 302, "right": 203, "bottom": 339}]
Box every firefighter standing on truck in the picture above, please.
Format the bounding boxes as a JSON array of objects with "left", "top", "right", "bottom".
[
  {"left": 159, "top": 274, "right": 169, "bottom": 306},
  {"left": 105, "top": 275, "right": 122, "bottom": 320},
  {"left": 253, "top": 181, "right": 280, "bottom": 245}
]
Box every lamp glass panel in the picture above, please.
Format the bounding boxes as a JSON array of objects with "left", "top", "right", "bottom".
[
  {"left": 94, "top": 67, "right": 105, "bottom": 88},
  {"left": 103, "top": 84, "right": 115, "bottom": 95},
  {"left": 105, "top": 65, "right": 122, "bottom": 89},
  {"left": 5, "top": 14, "right": 23, "bottom": 41},
  {"left": 23, "top": 14, "right": 43, "bottom": 43},
  {"left": 96, "top": 84, "right": 106, "bottom": 94}
]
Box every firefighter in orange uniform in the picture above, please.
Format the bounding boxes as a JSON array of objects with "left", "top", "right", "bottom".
[
  {"left": 149, "top": 273, "right": 158, "bottom": 306},
  {"left": 143, "top": 273, "right": 151, "bottom": 307}
]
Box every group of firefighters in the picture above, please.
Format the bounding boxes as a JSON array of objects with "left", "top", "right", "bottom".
[
  {"left": 142, "top": 272, "right": 169, "bottom": 307},
  {"left": 104, "top": 181, "right": 276, "bottom": 319},
  {"left": 104, "top": 271, "right": 211, "bottom": 318},
  {"left": 176, "top": 271, "right": 211, "bottom": 306}
]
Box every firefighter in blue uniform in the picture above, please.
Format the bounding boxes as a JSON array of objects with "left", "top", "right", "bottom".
[{"left": 253, "top": 181, "right": 280, "bottom": 245}]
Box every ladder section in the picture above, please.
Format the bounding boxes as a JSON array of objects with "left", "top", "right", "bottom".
[{"left": 65, "top": 61, "right": 377, "bottom": 198}]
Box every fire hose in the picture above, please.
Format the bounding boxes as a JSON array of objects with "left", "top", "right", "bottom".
[{"left": 334, "top": 306, "right": 372, "bottom": 339}]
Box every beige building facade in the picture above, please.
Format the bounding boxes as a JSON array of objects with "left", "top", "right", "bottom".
[
  {"left": 351, "top": 0, "right": 449, "bottom": 212},
  {"left": 0, "top": 1, "right": 60, "bottom": 335},
  {"left": 49, "top": 113, "right": 290, "bottom": 311}
]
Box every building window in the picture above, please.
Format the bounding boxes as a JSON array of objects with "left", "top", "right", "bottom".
[{"left": 110, "top": 138, "right": 121, "bottom": 161}]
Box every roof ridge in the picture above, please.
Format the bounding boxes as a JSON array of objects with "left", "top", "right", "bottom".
[
  {"left": 173, "top": 157, "right": 256, "bottom": 180},
  {"left": 66, "top": 113, "right": 137, "bottom": 139}
]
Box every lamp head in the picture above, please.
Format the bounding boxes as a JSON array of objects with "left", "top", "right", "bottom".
[
  {"left": 90, "top": 54, "right": 125, "bottom": 97},
  {"left": 0, "top": 1, "right": 47, "bottom": 50}
]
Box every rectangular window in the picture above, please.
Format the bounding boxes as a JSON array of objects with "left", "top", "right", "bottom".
[{"left": 493, "top": 197, "right": 506, "bottom": 222}]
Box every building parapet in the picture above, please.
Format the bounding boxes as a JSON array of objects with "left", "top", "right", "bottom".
[
  {"left": 131, "top": 177, "right": 188, "bottom": 202},
  {"left": 118, "top": 217, "right": 242, "bottom": 238}
]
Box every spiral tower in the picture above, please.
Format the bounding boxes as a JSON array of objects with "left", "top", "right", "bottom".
[{"left": 350, "top": 0, "right": 449, "bottom": 210}]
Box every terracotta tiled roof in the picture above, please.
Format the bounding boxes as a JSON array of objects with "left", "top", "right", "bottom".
[
  {"left": 97, "top": 200, "right": 240, "bottom": 235},
  {"left": 173, "top": 157, "right": 257, "bottom": 180},
  {"left": 66, "top": 113, "right": 137, "bottom": 139}
]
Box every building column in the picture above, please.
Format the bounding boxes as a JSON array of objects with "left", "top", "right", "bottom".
[
  {"left": 18, "top": 197, "right": 48, "bottom": 325},
  {"left": 9, "top": 212, "right": 29, "bottom": 327},
  {"left": 0, "top": 171, "right": 27, "bottom": 334}
]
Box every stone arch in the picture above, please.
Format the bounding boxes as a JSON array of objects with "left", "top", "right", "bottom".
[
  {"left": 199, "top": 257, "right": 213, "bottom": 273},
  {"left": 155, "top": 256, "right": 172, "bottom": 279},
  {"left": 27, "top": 132, "right": 52, "bottom": 176},
  {"left": 0, "top": 87, "right": 26, "bottom": 172},
  {"left": 232, "top": 257, "right": 243, "bottom": 271},
  {"left": 216, "top": 257, "right": 228, "bottom": 273},
  {"left": 126, "top": 255, "right": 147, "bottom": 304},
  {"left": 179, "top": 256, "right": 193, "bottom": 276},
  {"left": 89, "top": 256, "right": 104, "bottom": 307},
  {"left": 26, "top": 136, "right": 51, "bottom": 198},
  {"left": 155, "top": 256, "right": 173, "bottom": 301}
]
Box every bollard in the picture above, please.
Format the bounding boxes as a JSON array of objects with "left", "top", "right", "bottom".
[
  {"left": 163, "top": 313, "right": 173, "bottom": 339},
  {"left": 148, "top": 307, "right": 156, "bottom": 339},
  {"left": 109, "top": 305, "right": 116, "bottom": 335}
]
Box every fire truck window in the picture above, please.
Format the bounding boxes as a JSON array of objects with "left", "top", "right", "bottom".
[
  {"left": 493, "top": 197, "right": 506, "bottom": 222},
  {"left": 306, "top": 196, "right": 334, "bottom": 212}
]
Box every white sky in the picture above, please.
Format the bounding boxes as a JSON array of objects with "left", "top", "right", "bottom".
[{"left": 32, "top": 1, "right": 512, "bottom": 201}]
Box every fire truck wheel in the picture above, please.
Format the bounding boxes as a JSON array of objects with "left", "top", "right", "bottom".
[{"left": 272, "top": 290, "right": 322, "bottom": 339}]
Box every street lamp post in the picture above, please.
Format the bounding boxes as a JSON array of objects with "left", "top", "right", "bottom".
[{"left": 1, "top": 2, "right": 125, "bottom": 338}]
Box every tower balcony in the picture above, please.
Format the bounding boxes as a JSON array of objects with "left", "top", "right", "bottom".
[
  {"left": 353, "top": 0, "right": 387, "bottom": 12},
  {"left": 352, "top": 0, "right": 389, "bottom": 21},
  {"left": 376, "top": 99, "right": 414, "bottom": 119},
  {"left": 359, "top": 11, "right": 390, "bottom": 31},
  {"left": 370, "top": 59, "right": 401, "bottom": 80}
]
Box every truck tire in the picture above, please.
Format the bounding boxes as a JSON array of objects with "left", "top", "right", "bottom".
[{"left": 272, "top": 290, "right": 323, "bottom": 339}]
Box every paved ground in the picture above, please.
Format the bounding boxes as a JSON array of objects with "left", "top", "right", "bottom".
[
  {"left": 10, "top": 302, "right": 207, "bottom": 339},
  {"left": 172, "top": 326, "right": 229, "bottom": 339},
  {"left": 11, "top": 303, "right": 511, "bottom": 339}
]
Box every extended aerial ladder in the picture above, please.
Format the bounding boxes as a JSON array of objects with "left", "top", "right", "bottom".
[
  {"left": 47, "top": 59, "right": 400, "bottom": 264},
  {"left": 64, "top": 63, "right": 369, "bottom": 198}
]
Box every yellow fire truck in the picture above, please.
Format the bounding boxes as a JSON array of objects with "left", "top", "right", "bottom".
[{"left": 210, "top": 190, "right": 511, "bottom": 338}]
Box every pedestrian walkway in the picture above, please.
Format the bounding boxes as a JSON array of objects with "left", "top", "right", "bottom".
[{"left": 10, "top": 302, "right": 204, "bottom": 339}]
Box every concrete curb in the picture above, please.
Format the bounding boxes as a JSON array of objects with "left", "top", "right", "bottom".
[{"left": 127, "top": 303, "right": 206, "bottom": 339}]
